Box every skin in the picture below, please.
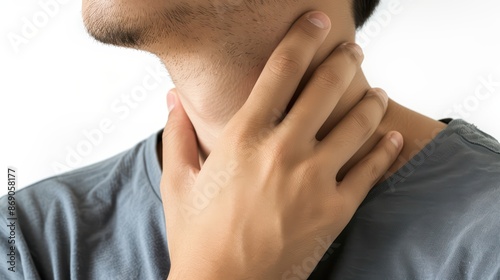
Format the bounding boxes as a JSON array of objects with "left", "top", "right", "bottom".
[
  {"left": 82, "top": 0, "right": 446, "bottom": 180},
  {"left": 161, "top": 13, "right": 402, "bottom": 279},
  {"left": 81, "top": 0, "right": 447, "bottom": 277}
]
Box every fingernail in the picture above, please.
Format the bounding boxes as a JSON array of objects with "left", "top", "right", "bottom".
[
  {"left": 389, "top": 132, "right": 402, "bottom": 148},
  {"left": 307, "top": 12, "right": 330, "bottom": 29},
  {"left": 167, "top": 90, "right": 176, "bottom": 112},
  {"left": 342, "top": 42, "right": 363, "bottom": 57}
]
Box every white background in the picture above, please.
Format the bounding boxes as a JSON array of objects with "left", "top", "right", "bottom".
[{"left": 1, "top": 0, "right": 500, "bottom": 197}]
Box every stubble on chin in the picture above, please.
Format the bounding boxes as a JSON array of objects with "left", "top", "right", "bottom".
[
  {"left": 81, "top": 0, "right": 147, "bottom": 48},
  {"left": 80, "top": 0, "right": 287, "bottom": 73},
  {"left": 81, "top": 0, "right": 203, "bottom": 50}
]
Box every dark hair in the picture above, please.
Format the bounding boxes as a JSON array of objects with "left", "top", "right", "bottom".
[{"left": 353, "top": 0, "right": 381, "bottom": 28}]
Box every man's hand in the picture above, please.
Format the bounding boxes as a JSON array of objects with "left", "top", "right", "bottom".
[{"left": 161, "top": 11, "right": 403, "bottom": 280}]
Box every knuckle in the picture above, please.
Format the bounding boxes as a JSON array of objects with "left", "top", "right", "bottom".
[
  {"left": 162, "top": 121, "right": 183, "bottom": 142},
  {"left": 296, "top": 160, "right": 321, "bottom": 181},
  {"left": 225, "top": 127, "right": 252, "bottom": 150},
  {"left": 313, "top": 65, "right": 345, "bottom": 91},
  {"left": 360, "top": 157, "right": 381, "bottom": 183},
  {"left": 350, "top": 111, "right": 373, "bottom": 137},
  {"left": 267, "top": 140, "right": 294, "bottom": 167},
  {"left": 323, "top": 191, "right": 345, "bottom": 215},
  {"left": 224, "top": 133, "right": 256, "bottom": 161},
  {"left": 328, "top": 197, "right": 345, "bottom": 216},
  {"left": 270, "top": 143, "right": 288, "bottom": 164},
  {"left": 339, "top": 43, "right": 362, "bottom": 64},
  {"left": 367, "top": 88, "right": 388, "bottom": 112},
  {"left": 268, "top": 52, "right": 301, "bottom": 79},
  {"left": 167, "top": 167, "right": 186, "bottom": 186}
]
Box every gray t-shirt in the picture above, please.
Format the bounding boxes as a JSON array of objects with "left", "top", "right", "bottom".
[{"left": 1, "top": 119, "right": 499, "bottom": 279}]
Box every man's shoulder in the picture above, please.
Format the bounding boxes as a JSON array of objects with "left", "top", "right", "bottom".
[
  {"left": 310, "top": 119, "right": 500, "bottom": 280},
  {"left": 363, "top": 119, "right": 499, "bottom": 199},
  {"left": 0, "top": 131, "right": 162, "bottom": 230},
  {"left": 0, "top": 131, "right": 168, "bottom": 279},
  {"left": 429, "top": 118, "right": 500, "bottom": 186},
  {"left": 14, "top": 148, "right": 132, "bottom": 202},
  {"left": 449, "top": 118, "right": 500, "bottom": 156}
]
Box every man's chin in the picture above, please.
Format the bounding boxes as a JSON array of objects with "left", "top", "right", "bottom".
[
  {"left": 84, "top": 22, "right": 142, "bottom": 48},
  {"left": 81, "top": 0, "right": 145, "bottom": 48}
]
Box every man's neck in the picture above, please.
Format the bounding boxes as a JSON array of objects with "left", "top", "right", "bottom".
[
  {"left": 156, "top": 54, "right": 446, "bottom": 182},
  {"left": 153, "top": 6, "right": 447, "bottom": 181}
]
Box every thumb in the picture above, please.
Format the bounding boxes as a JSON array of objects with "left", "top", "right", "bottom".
[{"left": 161, "top": 89, "right": 200, "bottom": 196}]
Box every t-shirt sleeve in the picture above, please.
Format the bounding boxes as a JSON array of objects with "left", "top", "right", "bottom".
[{"left": 0, "top": 131, "right": 168, "bottom": 279}]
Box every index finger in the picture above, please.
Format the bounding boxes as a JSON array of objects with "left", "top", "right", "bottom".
[{"left": 240, "top": 11, "right": 331, "bottom": 125}]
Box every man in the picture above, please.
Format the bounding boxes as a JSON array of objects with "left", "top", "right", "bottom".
[{"left": 1, "top": 0, "right": 499, "bottom": 279}]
